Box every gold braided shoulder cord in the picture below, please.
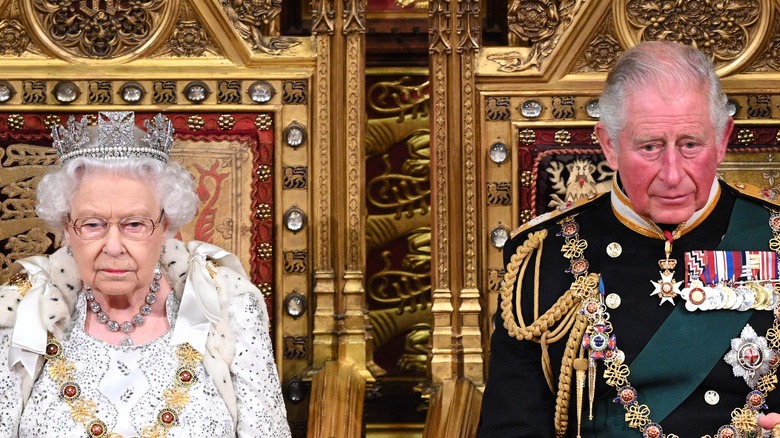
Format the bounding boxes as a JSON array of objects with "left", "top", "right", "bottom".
[{"left": 499, "top": 227, "right": 600, "bottom": 437}]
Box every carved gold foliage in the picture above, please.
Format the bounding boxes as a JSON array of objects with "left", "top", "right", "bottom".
[
  {"left": 747, "top": 11, "right": 780, "bottom": 72},
  {"left": 0, "top": 19, "right": 29, "bottom": 55},
  {"left": 152, "top": 1, "right": 220, "bottom": 58},
  {"left": 27, "top": 0, "right": 177, "bottom": 60},
  {"left": 222, "top": 0, "right": 301, "bottom": 54},
  {"left": 624, "top": 0, "right": 760, "bottom": 62},
  {"left": 496, "top": 0, "right": 583, "bottom": 72},
  {"left": 573, "top": 12, "right": 623, "bottom": 74},
  {"left": 457, "top": 0, "right": 480, "bottom": 52}
]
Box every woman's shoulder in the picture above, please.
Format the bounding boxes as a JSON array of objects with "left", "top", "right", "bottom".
[
  {"left": 0, "top": 249, "right": 79, "bottom": 329},
  {"left": 0, "top": 273, "right": 30, "bottom": 328}
]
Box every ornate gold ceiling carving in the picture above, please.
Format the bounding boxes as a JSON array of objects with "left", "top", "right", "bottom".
[
  {"left": 22, "top": 0, "right": 180, "bottom": 62},
  {"left": 614, "top": 0, "right": 770, "bottom": 73}
]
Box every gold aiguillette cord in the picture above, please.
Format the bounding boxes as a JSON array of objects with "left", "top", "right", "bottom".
[{"left": 573, "top": 357, "right": 588, "bottom": 438}]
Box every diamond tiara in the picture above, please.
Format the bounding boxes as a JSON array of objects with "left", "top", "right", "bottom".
[{"left": 52, "top": 111, "right": 174, "bottom": 164}]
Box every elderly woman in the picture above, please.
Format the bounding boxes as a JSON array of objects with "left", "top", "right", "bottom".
[{"left": 0, "top": 112, "right": 291, "bottom": 437}]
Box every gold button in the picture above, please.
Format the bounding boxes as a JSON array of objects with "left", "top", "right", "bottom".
[
  {"left": 704, "top": 390, "right": 719, "bottom": 405},
  {"left": 606, "top": 242, "right": 622, "bottom": 258},
  {"left": 605, "top": 293, "right": 621, "bottom": 309}
]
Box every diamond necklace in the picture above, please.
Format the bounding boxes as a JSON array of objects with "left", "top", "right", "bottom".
[{"left": 83, "top": 264, "right": 162, "bottom": 346}]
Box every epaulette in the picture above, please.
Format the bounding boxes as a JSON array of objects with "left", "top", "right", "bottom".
[
  {"left": 509, "top": 191, "right": 611, "bottom": 239},
  {"left": 724, "top": 180, "right": 780, "bottom": 208}
]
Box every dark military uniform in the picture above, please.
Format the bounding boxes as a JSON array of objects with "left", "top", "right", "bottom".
[{"left": 478, "top": 179, "right": 780, "bottom": 437}]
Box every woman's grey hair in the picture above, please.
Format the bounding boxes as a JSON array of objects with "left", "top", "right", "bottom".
[
  {"left": 36, "top": 157, "right": 199, "bottom": 236},
  {"left": 598, "top": 41, "right": 730, "bottom": 145}
]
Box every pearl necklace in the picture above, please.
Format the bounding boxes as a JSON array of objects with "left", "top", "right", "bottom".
[{"left": 83, "top": 264, "right": 161, "bottom": 346}]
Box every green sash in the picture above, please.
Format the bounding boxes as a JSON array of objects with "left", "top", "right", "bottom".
[{"left": 588, "top": 198, "right": 772, "bottom": 436}]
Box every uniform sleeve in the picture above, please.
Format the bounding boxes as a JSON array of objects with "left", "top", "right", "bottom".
[
  {"left": 477, "top": 307, "right": 557, "bottom": 438},
  {"left": 227, "top": 292, "right": 291, "bottom": 438}
]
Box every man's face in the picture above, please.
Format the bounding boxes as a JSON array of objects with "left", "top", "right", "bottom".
[{"left": 596, "top": 85, "right": 733, "bottom": 225}]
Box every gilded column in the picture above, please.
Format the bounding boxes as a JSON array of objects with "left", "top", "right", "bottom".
[
  {"left": 311, "top": 0, "right": 339, "bottom": 367},
  {"left": 340, "top": 0, "right": 370, "bottom": 377},
  {"left": 428, "top": 0, "right": 456, "bottom": 383},
  {"left": 456, "top": 0, "right": 483, "bottom": 386}
]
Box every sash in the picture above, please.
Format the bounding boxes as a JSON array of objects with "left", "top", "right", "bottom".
[{"left": 592, "top": 197, "right": 771, "bottom": 436}]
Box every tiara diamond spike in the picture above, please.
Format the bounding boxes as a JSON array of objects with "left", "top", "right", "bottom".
[
  {"left": 52, "top": 115, "right": 90, "bottom": 159},
  {"left": 51, "top": 111, "right": 173, "bottom": 164}
]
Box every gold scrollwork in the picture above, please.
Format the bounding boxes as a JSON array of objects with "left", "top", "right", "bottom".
[
  {"left": 368, "top": 229, "right": 431, "bottom": 312},
  {"left": 367, "top": 144, "right": 430, "bottom": 219},
  {"left": 368, "top": 78, "right": 430, "bottom": 122}
]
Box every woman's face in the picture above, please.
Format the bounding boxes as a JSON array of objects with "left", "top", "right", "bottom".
[{"left": 64, "top": 172, "right": 167, "bottom": 299}]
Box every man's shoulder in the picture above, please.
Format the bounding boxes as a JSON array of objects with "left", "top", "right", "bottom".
[
  {"left": 723, "top": 180, "right": 780, "bottom": 209},
  {"left": 508, "top": 191, "right": 610, "bottom": 244}
]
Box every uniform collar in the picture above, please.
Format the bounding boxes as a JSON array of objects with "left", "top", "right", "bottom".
[{"left": 610, "top": 175, "right": 721, "bottom": 240}]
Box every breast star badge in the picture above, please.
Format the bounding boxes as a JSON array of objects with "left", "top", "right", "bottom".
[{"left": 724, "top": 324, "right": 776, "bottom": 389}]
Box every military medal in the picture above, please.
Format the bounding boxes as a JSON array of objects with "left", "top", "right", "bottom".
[
  {"left": 681, "top": 250, "right": 779, "bottom": 312},
  {"left": 650, "top": 240, "right": 682, "bottom": 305}
]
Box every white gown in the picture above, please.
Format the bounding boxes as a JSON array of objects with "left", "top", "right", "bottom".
[{"left": 9, "top": 291, "right": 289, "bottom": 438}]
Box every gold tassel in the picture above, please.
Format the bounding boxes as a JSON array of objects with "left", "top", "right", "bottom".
[
  {"left": 773, "top": 423, "right": 780, "bottom": 438},
  {"left": 588, "top": 358, "right": 596, "bottom": 420},
  {"left": 573, "top": 358, "right": 588, "bottom": 438}
]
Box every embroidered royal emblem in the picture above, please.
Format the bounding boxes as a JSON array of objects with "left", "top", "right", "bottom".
[{"left": 724, "top": 324, "right": 776, "bottom": 389}]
